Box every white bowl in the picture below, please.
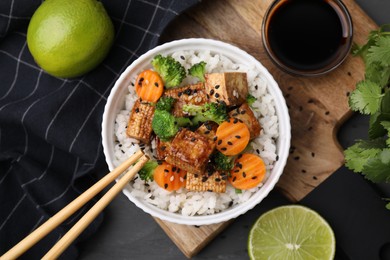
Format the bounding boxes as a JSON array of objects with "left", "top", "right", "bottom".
[{"left": 102, "top": 38, "right": 291, "bottom": 225}]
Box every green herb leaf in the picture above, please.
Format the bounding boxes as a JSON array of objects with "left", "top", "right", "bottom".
[
  {"left": 365, "top": 61, "right": 390, "bottom": 87},
  {"left": 348, "top": 80, "right": 384, "bottom": 114},
  {"left": 362, "top": 149, "right": 390, "bottom": 183},
  {"left": 381, "top": 121, "right": 390, "bottom": 147},
  {"left": 344, "top": 139, "right": 385, "bottom": 172},
  {"left": 368, "top": 91, "right": 390, "bottom": 139},
  {"left": 367, "top": 36, "right": 390, "bottom": 67}
]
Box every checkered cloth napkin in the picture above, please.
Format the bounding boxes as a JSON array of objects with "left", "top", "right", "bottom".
[{"left": 0, "top": 0, "right": 199, "bottom": 258}]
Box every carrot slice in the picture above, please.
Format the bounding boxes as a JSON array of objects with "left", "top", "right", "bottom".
[
  {"left": 135, "top": 69, "right": 164, "bottom": 103},
  {"left": 229, "top": 153, "right": 266, "bottom": 190},
  {"left": 215, "top": 118, "right": 250, "bottom": 156},
  {"left": 153, "top": 162, "right": 186, "bottom": 192}
]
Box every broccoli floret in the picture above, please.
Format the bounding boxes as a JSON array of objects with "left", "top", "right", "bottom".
[
  {"left": 188, "top": 61, "right": 207, "bottom": 82},
  {"left": 183, "top": 102, "right": 228, "bottom": 125},
  {"left": 138, "top": 160, "right": 158, "bottom": 181},
  {"left": 246, "top": 94, "right": 257, "bottom": 106},
  {"left": 175, "top": 116, "right": 193, "bottom": 127},
  {"left": 211, "top": 151, "right": 234, "bottom": 171},
  {"left": 152, "top": 110, "right": 178, "bottom": 141},
  {"left": 155, "top": 96, "right": 176, "bottom": 112},
  {"left": 151, "top": 54, "right": 186, "bottom": 88}
]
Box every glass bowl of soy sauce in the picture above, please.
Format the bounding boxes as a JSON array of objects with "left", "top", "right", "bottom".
[{"left": 262, "top": 0, "right": 353, "bottom": 76}]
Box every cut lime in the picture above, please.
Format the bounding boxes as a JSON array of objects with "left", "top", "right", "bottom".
[{"left": 248, "top": 205, "right": 335, "bottom": 260}]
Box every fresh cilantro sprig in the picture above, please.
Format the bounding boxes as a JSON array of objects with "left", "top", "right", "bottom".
[{"left": 345, "top": 24, "right": 390, "bottom": 207}]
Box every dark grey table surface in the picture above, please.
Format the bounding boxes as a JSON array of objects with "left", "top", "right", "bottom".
[{"left": 78, "top": 1, "right": 390, "bottom": 259}]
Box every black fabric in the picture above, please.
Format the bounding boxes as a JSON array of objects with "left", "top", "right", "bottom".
[{"left": 0, "top": 0, "right": 199, "bottom": 259}]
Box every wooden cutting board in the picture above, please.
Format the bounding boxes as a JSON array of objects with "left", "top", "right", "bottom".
[{"left": 155, "top": 0, "right": 378, "bottom": 257}]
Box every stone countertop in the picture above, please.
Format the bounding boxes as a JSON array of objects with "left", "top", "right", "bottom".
[{"left": 78, "top": 1, "right": 389, "bottom": 259}]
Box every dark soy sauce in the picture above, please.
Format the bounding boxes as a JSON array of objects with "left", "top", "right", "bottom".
[{"left": 265, "top": 0, "right": 350, "bottom": 72}]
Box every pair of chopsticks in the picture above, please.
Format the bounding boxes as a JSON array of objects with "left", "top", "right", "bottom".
[{"left": 1, "top": 150, "right": 148, "bottom": 260}]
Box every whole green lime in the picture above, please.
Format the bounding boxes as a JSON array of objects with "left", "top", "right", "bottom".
[{"left": 27, "top": 0, "right": 114, "bottom": 78}]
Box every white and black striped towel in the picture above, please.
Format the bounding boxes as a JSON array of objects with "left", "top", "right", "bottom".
[{"left": 0, "top": 0, "right": 199, "bottom": 258}]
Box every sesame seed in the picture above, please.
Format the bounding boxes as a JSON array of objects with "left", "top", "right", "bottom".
[
  {"left": 240, "top": 110, "right": 246, "bottom": 114},
  {"left": 170, "top": 175, "right": 174, "bottom": 182},
  {"left": 218, "top": 140, "right": 222, "bottom": 145},
  {"left": 242, "top": 172, "right": 246, "bottom": 178},
  {"left": 252, "top": 176, "right": 257, "bottom": 179},
  {"left": 215, "top": 93, "right": 220, "bottom": 98},
  {"left": 221, "top": 147, "right": 227, "bottom": 151},
  {"left": 215, "top": 85, "right": 220, "bottom": 89},
  {"left": 235, "top": 135, "right": 241, "bottom": 139},
  {"left": 255, "top": 85, "right": 258, "bottom": 90},
  {"left": 191, "top": 137, "right": 196, "bottom": 142},
  {"left": 180, "top": 55, "right": 185, "bottom": 60},
  {"left": 135, "top": 108, "right": 139, "bottom": 113},
  {"left": 154, "top": 82, "right": 159, "bottom": 87},
  {"left": 233, "top": 118, "right": 238, "bottom": 124},
  {"left": 232, "top": 177, "right": 236, "bottom": 182},
  {"left": 202, "top": 176, "right": 208, "bottom": 182},
  {"left": 172, "top": 166, "right": 177, "bottom": 172},
  {"left": 204, "top": 130, "right": 210, "bottom": 135},
  {"left": 213, "top": 136, "right": 217, "bottom": 141},
  {"left": 227, "top": 141, "right": 233, "bottom": 145},
  {"left": 215, "top": 178, "right": 221, "bottom": 182},
  {"left": 209, "top": 89, "right": 214, "bottom": 95},
  {"left": 164, "top": 183, "right": 168, "bottom": 189}
]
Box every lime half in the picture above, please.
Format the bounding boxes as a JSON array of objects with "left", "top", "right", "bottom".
[{"left": 248, "top": 205, "right": 335, "bottom": 260}]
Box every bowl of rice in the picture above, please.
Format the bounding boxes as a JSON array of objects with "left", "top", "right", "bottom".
[{"left": 102, "top": 38, "right": 290, "bottom": 225}]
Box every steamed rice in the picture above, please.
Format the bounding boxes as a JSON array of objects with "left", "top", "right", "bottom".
[{"left": 113, "top": 50, "right": 279, "bottom": 216}]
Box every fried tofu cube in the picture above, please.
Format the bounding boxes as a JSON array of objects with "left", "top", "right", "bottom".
[
  {"left": 166, "top": 128, "right": 213, "bottom": 173},
  {"left": 126, "top": 99, "right": 155, "bottom": 143},
  {"left": 229, "top": 103, "right": 261, "bottom": 139},
  {"left": 195, "top": 121, "right": 218, "bottom": 150},
  {"left": 163, "top": 83, "right": 208, "bottom": 117},
  {"left": 155, "top": 137, "right": 171, "bottom": 160},
  {"left": 205, "top": 72, "right": 248, "bottom": 106},
  {"left": 186, "top": 171, "right": 227, "bottom": 193}
]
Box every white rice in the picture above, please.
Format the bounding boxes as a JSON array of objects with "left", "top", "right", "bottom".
[{"left": 113, "top": 50, "right": 279, "bottom": 216}]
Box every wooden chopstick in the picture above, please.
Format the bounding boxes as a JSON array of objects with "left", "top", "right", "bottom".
[
  {"left": 42, "top": 154, "right": 149, "bottom": 259},
  {"left": 0, "top": 150, "right": 146, "bottom": 260}
]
